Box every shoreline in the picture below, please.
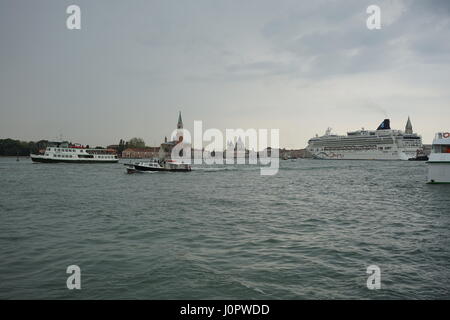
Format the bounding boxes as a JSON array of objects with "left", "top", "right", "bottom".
[{"left": 0, "top": 155, "right": 30, "bottom": 158}]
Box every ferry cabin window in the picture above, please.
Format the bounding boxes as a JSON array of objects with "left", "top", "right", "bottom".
[{"left": 433, "top": 145, "right": 450, "bottom": 153}]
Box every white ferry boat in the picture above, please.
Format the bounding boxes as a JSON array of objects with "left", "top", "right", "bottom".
[
  {"left": 306, "top": 118, "right": 423, "bottom": 160},
  {"left": 30, "top": 142, "right": 118, "bottom": 163},
  {"left": 427, "top": 132, "right": 450, "bottom": 184}
]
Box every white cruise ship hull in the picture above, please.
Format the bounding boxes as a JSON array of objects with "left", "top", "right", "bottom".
[{"left": 312, "top": 150, "right": 414, "bottom": 161}]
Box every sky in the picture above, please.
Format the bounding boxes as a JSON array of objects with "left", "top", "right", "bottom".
[{"left": 1, "top": 0, "right": 449, "bottom": 148}]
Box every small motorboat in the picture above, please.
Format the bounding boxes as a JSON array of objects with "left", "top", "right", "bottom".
[{"left": 125, "top": 159, "right": 191, "bottom": 173}]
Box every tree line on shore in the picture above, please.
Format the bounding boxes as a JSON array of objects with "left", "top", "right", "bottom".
[
  {"left": 0, "top": 138, "right": 147, "bottom": 156},
  {"left": 0, "top": 139, "right": 49, "bottom": 156},
  {"left": 117, "top": 138, "right": 146, "bottom": 154}
]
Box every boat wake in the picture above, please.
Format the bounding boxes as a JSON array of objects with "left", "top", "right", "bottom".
[{"left": 191, "top": 166, "right": 261, "bottom": 173}]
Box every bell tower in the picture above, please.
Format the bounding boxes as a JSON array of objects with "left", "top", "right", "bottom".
[
  {"left": 405, "top": 116, "right": 413, "bottom": 134},
  {"left": 176, "top": 111, "right": 183, "bottom": 142}
]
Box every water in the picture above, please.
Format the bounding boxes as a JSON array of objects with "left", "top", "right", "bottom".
[{"left": 0, "top": 157, "right": 449, "bottom": 299}]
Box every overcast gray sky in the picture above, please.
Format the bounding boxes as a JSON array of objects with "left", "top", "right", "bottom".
[{"left": 1, "top": 0, "right": 449, "bottom": 148}]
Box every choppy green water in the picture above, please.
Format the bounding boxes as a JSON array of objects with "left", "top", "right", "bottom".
[{"left": 0, "top": 157, "right": 449, "bottom": 299}]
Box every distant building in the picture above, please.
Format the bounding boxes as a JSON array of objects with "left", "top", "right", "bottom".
[
  {"left": 122, "top": 147, "right": 160, "bottom": 159},
  {"left": 279, "top": 148, "right": 312, "bottom": 159},
  {"left": 107, "top": 144, "right": 119, "bottom": 150}
]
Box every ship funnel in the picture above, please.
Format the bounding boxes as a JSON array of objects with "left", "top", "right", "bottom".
[{"left": 377, "top": 119, "right": 391, "bottom": 130}]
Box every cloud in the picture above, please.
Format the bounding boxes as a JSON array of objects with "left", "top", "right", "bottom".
[{"left": 222, "top": 0, "right": 450, "bottom": 80}]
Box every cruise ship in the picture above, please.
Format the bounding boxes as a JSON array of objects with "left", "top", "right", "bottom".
[
  {"left": 31, "top": 141, "right": 119, "bottom": 163},
  {"left": 306, "top": 118, "right": 423, "bottom": 160}
]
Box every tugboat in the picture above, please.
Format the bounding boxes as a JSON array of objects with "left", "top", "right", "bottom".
[
  {"left": 408, "top": 149, "right": 429, "bottom": 161},
  {"left": 427, "top": 132, "right": 450, "bottom": 184}
]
